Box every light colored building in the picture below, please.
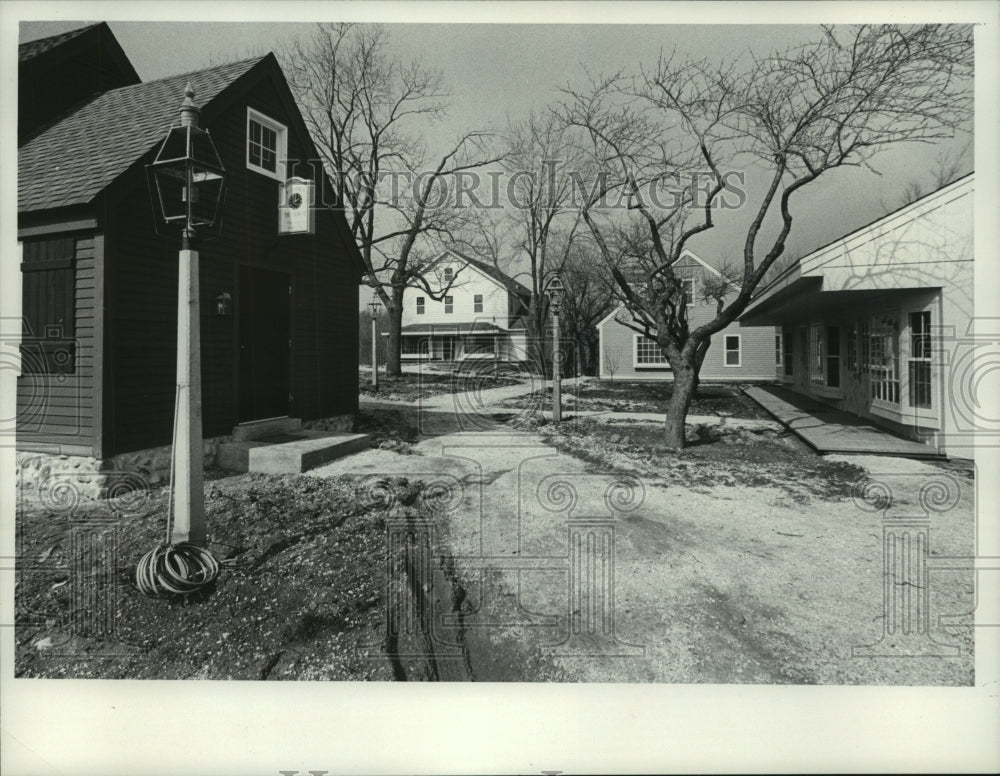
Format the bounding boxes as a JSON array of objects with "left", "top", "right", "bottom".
[
  {"left": 398, "top": 249, "right": 532, "bottom": 363},
  {"left": 597, "top": 250, "right": 779, "bottom": 382},
  {"left": 739, "top": 174, "right": 975, "bottom": 457}
]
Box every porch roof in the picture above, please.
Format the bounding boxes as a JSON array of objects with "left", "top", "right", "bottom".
[
  {"left": 740, "top": 174, "right": 972, "bottom": 327},
  {"left": 399, "top": 321, "right": 505, "bottom": 335},
  {"left": 739, "top": 281, "right": 929, "bottom": 326}
]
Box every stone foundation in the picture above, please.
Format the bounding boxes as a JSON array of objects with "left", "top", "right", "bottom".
[
  {"left": 16, "top": 414, "right": 356, "bottom": 500},
  {"left": 302, "top": 414, "right": 354, "bottom": 433}
]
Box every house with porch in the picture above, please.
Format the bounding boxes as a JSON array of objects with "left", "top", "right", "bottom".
[
  {"left": 397, "top": 249, "right": 532, "bottom": 364},
  {"left": 738, "top": 174, "right": 974, "bottom": 458},
  {"left": 597, "top": 250, "right": 779, "bottom": 382},
  {"left": 15, "top": 24, "right": 364, "bottom": 484}
]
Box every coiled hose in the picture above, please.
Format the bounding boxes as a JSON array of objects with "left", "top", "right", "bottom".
[{"left": 135, "top": 384, "right": 221, "bottom": 598}]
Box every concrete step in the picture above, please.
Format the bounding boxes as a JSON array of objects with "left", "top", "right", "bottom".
[
  {"left": 217, "top": 430, "right": 371, "bottom": 474},
  {"left": 249, "top": 432, "right": 371, "bottom": 474},
  {"left": 232, "top": 416, "right": 302, "bottom": 442}
]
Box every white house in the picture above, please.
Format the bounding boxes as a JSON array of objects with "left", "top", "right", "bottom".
[
  {"left": 739, "top": 174, "right": 975, "bottom": 457},
  {"left": 398, "top": 249, "right": 532, "bottom": 363},
  {"left": 597, "top": 250, "right": 779, "bottom": 382}
]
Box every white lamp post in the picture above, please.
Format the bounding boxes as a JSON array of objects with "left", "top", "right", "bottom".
[
  {"left": 547, "top": 273, "right": 565, "bottom": 422},
  {"left": 146, "top": 84, "right": 226, "bottom": 547}
]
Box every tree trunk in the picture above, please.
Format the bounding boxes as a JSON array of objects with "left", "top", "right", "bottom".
[
  {"left": 526, "top": 298, "right": 547, "bottom": 376},
  {"left": 663, "top": 358, "right": 698, "bottom": 450},
  {"left": 385, "top": 293, "right": 404, "bottom": 377}
]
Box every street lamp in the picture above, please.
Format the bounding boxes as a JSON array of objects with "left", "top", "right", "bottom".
[
  {"left": 546, "top": 273, "right": 565, "bottom": 422},
  {"left": 146, "top": 83, "right": 226, "bottom": 548},
  {"left": 369, "top": 293, "right": 380, "bottom": 391}
]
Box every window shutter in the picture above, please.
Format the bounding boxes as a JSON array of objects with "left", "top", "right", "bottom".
[{"left": 21, "top": 236, "right": 76, "bottom": 374}]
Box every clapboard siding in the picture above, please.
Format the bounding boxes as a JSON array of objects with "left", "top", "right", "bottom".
[
  {"left": 101, "top": 70, "right": 358, "bottom": 456},
  {"left": 599, "top": 305, "right": 779, "bottom": 382},
  {"left": 16, "top": 233, "right": 100, "bottom": 452}
]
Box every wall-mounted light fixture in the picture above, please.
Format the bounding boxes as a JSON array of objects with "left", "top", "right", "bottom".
[{"left": 215, "top": 291, "right": 232, "bottom": 318}]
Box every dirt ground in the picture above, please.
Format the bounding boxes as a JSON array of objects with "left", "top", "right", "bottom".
[
  {"left": 313, "top": 397, "right": 977, "bottom": 685},
  {"left": 15, "top": 470, "right": 403, "bottom": 679},
  {"left": 15, "top": 379, "right": 977, "bottom": 683}
]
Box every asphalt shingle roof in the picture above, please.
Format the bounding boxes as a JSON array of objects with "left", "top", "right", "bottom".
[
  {"left": 18, "top": 56, "right": 262, "bottom": 213},
  {"left": 18, "top": 24, "right": 99, "bottom": 62},
  {"left": 445, "top": 250, "right": 533, "bottom": 297}
]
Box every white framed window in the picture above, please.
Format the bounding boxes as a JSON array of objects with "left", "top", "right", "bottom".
[
  {"left": 474, "top": 294, "right": 483, "bottom": 313},
  {"left": 443, "top": 267, "right": 454, "bottom": 283},
  {"left": 635, "top": 335, "right": 669, "bottom": 367},
  {"left": 782, "top": 326, "right": 793, "bottom": 376},
  {"left": 869, "top": 313, "right": 900, "bottom": 406},
  {"left": 724, "top": 334, "right": 741, "bottom": 367},
  {"left": 810, "top": 325, "right": 825, "bottom": 383},
  {"left": 416, "top": 297, "right": 425, "bottom": 315},
  {"left": 676, "top": 277, "right": 695, "bottom": 306},
  {"left": 247, "top": 108, "right": 287, "bottom": 180},
  {"left": 825, "top": 325, "right": 841, "bottom": 388},
  {"left": 444, "top": 295, "right": 454, "bottom": 314},
  {"left": 908, "top": 311, "right": 932, "bottom": 409}
]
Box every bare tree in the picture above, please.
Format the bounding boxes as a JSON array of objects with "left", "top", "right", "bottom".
[
  {"left": 892, "top": 137, "right": 973, "bottom": 209},
  {"left": 559, "top": 24, "right": 973, "bottom": 449},
  {"left": 502, "top": 112, "right": 584, "bottom": 372},
  {"left": 603, "top": 347, "right": 621, "bottom": 382},
  {"left": 558, "top": 240, "right": 616, "bottom": 376},
  {"left": 281, "top": 23, "right": 503, "bottom": 375}
]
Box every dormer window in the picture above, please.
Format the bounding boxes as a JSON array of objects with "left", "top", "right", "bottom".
[{"left": 247, "top": 108, "right": 287, "bottom": 180}]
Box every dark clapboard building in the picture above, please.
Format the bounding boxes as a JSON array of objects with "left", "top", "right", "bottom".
[{"left": 17, "top": 23, "right": 363, "bottom": 479}]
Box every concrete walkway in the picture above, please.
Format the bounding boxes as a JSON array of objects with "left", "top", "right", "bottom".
[
  {"left": 744, "top": 385, "right": 945, "bottom": 460},
  {"left": 359, "top": 375, "right": 586, "bottom": 411}
]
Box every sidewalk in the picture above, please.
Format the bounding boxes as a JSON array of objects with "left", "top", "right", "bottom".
[{"left": 745, "top": 385, "right": 945, "bottom": 459}]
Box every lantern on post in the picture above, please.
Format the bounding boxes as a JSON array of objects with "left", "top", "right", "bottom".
[
  {"left": 142, "top": 83, "right": 226, "bottom": 560},
  {"left": 546, "top": 273, "right": 565, "bottom": 422},
  {"left": 147, "top": 84, "right": 226, "bottom": 243},
  {"left": 369, "top": 293, "right": 381, "bottom": 391}
]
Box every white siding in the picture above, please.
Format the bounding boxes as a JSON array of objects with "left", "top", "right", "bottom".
[{"left": 401, "top": 256, "right": 513, "bottom": 328}]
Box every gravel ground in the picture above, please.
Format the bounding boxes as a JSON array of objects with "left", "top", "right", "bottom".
[{"left": 308, "top": 407, "right": 976, "bottom": 684}]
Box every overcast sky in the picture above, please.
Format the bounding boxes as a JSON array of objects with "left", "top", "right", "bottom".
[{"left": 16, "top": 14, "right": 977, "bottom": 269}]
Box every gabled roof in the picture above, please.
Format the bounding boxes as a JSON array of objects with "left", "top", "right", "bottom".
[
  {"left": 673, "top": 249, "right": 723, "bottom": 278},
  {"left": 19, "top": 56, "right": 262, "bottom": 213},
  {"left": 18, "top": 22, "right": 143, "bottom": 145},
  {"left": 596, "top": 249, "right": 724, "bottom": 329},
  {"left": 434, "top": 249, "right": 533, "bottom": 297},
  {"left": 19, "top": 23, "right": 100, "bottom": 62},
  {"left": 745, "top": 172, "right": 975, "bottom": 309}
]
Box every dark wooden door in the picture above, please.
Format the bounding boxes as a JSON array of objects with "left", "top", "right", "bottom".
[{"left": 238, "top": 265, "right": 290, "bottom": 422}]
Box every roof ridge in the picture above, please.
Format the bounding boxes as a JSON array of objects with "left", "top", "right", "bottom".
[{"left": 136, "top": 54, "right": 268, "bottom": 89}]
